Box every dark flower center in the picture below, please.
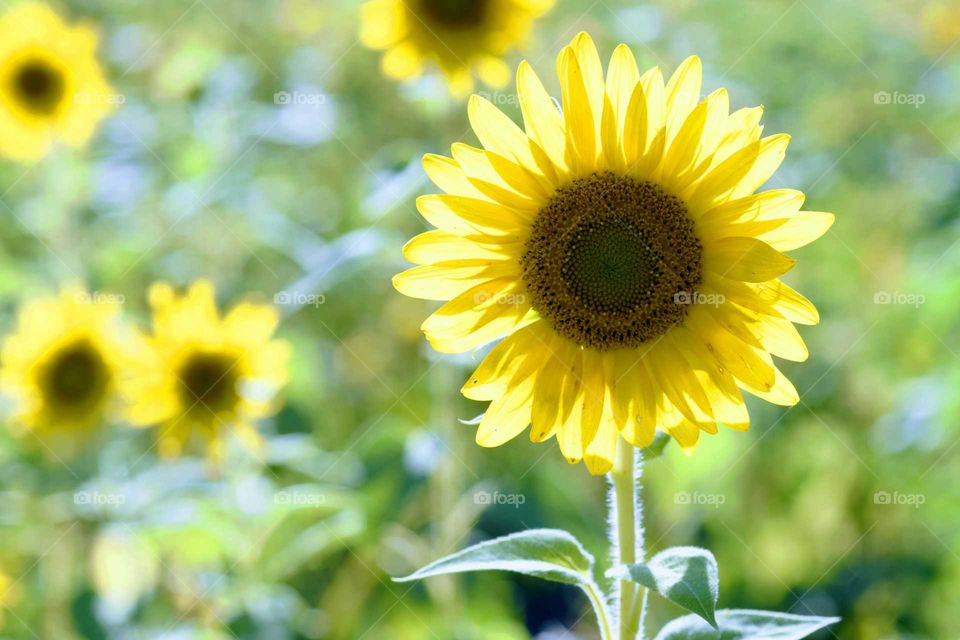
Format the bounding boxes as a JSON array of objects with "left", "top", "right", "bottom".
[
  {"left": 12, "top": 60, "right": 65, "bottom": 116},
  {"left": 521, "top": 172, "right": 703, "bottom": 351},
  {"left": 40, "top": 340, "right": 112, "bottom": 411},
  {"left": 419, "top": 0, "right": 489, "bottom": 29},
  {"left": 178, "top": 352, "right": 240, "bottom": 415}
]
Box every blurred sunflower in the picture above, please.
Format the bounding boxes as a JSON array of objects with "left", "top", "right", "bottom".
[
  {"left": 126, "top": 280, "right": 290, "bottom": 461},
  {"left": 920, "top": 1, "right": 960, "bottom": 55},
  {"left": 0, "top": 288, "right": 132, "bottom": 454},
  {"left": 394, "top": 33, "right": 834, "bottom": 474},
  {"left": 360, "top": 0, "right": 554, "bottom": 96},
  {"left": 0, "top": 569, "right": 14, "bottom": 628},
  {"left": 0, "top": 3, "right": 116, "bottom": 163}
]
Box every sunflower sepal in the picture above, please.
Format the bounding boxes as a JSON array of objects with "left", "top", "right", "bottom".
[
  {"left": 653, "top": 609, "right": 841, "bottom": 640},
  {"left": 642, "top": 431, "right": 672, "bottom": 459}
]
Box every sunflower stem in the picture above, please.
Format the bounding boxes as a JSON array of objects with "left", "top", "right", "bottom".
[{"left": 610, "top": 443, "right": 645, "bottom": 639}]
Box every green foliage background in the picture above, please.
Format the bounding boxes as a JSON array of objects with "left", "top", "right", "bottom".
[{"left": 0, "top": 0, "right": 958, "bottom": 638}]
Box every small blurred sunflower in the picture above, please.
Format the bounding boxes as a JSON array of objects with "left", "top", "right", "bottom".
[
  {"left": 360, "top": 0, "right": 554, "bottom": 96},
  {"left": 394, "top": 33, "right": 834, "bottom": 474},
  {"left": 0, "top": 288, "right": 132, "bottom": 454},
  {"left": 0, "top": 3, "right": 116, "bottom": 163},
  {"left": 0, "top": 569, "right": 15, "bottom": 628},
  {"left": 920, "top": 1, "right": 960, "bottom": 56},
  {"left": 126, "top": 280, "right": 290, "bottom": 461}
]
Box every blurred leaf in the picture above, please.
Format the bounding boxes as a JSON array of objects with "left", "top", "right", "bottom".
[
  {"left": 609, "top": 546, "right": 719, "bottom": 627},
  {"left": 258, "top": 509, "right": 364, "bottom": 581},
  {"left": 394, "top": 529, "right": 595, "bottom": 588},
  {"left": 654, "top": 609, "right": 840, "bottom": 640}
]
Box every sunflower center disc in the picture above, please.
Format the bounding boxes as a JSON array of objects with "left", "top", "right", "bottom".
[
  {"left": 41, "top": 340, "right": 111, "bottom": 409},
  {"left": 419, "top": 0, "right": 488, "bottom": 28},
  {"left": 178, "top": 352, "right": 239, "bottom": 415},
  {"left": 13, "top": 60, "right": 65, "bottom": 116},
  {"left": 521, "top": 172, "right": 703, "bottom": 351}
]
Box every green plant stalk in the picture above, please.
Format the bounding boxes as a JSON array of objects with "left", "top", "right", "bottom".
[{"left": 611, "top": 444, "right": 645, "bottom": 639}]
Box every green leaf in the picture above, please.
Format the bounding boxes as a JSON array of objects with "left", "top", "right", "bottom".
[
  {"left": 654, "top": 609, "right": 840, "bottom": 640},
  {"left": 609, "top": 546, "right": 719, "bottom": 627},
  {"left": 394, "top": 528, "right": 594, "bottom": 587}
]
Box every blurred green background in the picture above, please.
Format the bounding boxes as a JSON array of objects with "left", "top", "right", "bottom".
[{"left": 0, "top": 0, "right": 958, "bottom": 638}]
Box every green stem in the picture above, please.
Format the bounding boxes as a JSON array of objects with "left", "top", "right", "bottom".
[{"left": 611, "top": 443, "right": 645, "bottom": 639}]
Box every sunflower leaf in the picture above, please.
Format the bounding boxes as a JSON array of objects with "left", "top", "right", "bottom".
[
  {"left": 394, "top": 528, "right": 594, "bottom": 587},
  {"left": 653, "top": 609, "right": 840, "bottom": 640},
  {"left": 608, "top": 546, "right": 719, "bottom": 627}
]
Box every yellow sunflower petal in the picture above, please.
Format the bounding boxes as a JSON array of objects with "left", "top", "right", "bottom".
[
  {"left": 698, "top": 189, "right": 805, "bottom": 232},
  {"left": 476, "top": 372, "right": 535, "bottom": 447},
  {"left": 421, "top": 279, "right": 535, "bottom": 353},
  {"left": 686, "top": 308, "right": 776, "bottom": 392},
  {"left": 530, "top": 331, "right": 567, "bottom": 442},
  {"left": 558, "top": 46, "right": 597, "bottom": 173},
  {"left": 517, "top": 60, "right": 568, "bottom": 176},
  {"left": 422, "top": 154, "right": 487, "bottom": 199},
  {"left": 417, "top": 194, "right": 532, "bottom": 236},
  {"left": 556, "top": 348, "right": 586, "bottom": 464},
  {"left": 704, "top": 237, "right": 796, "bottom": 282},
  {"left": 584, "top": 394, "right": 618, "bottom": 475},
  {"left": 749, "top": 280, "right": 820, "bottom": 325},
  {"left": 606, "top": 44, "right": 640, "bottom": 131},
  {"left": 468, "top": 95, "right": 544, "bottom": 180},
  {"left": 755, "top": 211, "right": 835, "bottom": 251},
  {"left": 462, "top": 324, "right": 543, "bottom": 400},
  {"left": 664, "top": 55, "right": 702, "bottom": 142},
  {"left": 571, "top": 32, "right": 605, "bottom": 137},
  {"left": 730, "top": 133, "right": 791, "bottom": 199},
  {"left": 392, "top": 261, "right": 518, "bottom": 301},
  {"left": 451, "top": 142, "right": 552, "bottom": 201},
  {"left": 402, "top": 230, "right": 517, "bottom": 264}
]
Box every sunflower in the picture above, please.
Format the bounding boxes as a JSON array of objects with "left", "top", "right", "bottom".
[
  {"left": 0, "top": 569, "right": 14, "bottom": 628},
  {"left": 394, "top": 33, "right": 834, "bottom": 474},
  {"left": 920, "top": 1, "right": 960, "bottom": 56},
  {"left": 360, "top": 0, "right": 554, "bottom": 96},
  {"left": 0, "top": 288, "right": 132, "bottom": 454},
  {"left": 0, "top": 3, "right": 116, "bottom": 163},
  {"left": 125, "top": 280, "right": 290, "bottom": 461}
]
